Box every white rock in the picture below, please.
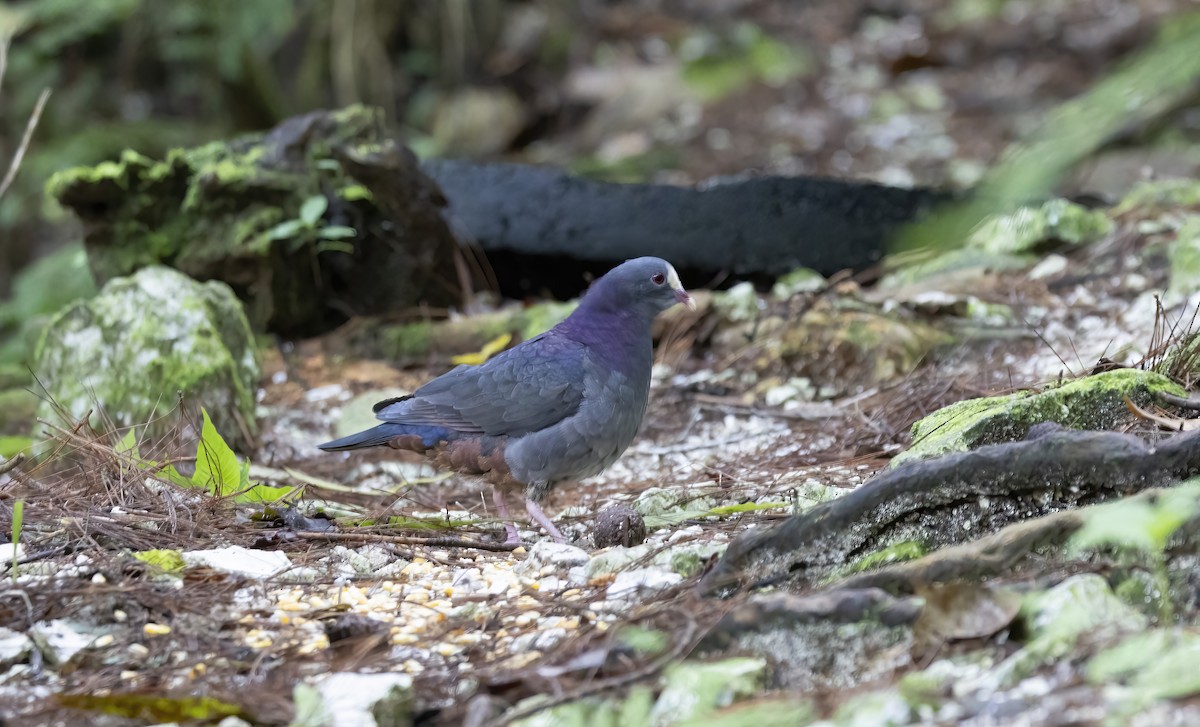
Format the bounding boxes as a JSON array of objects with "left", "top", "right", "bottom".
[
  {"left": 606, "top": 568, "right": 683, "bottom": 600},
  {"left": 182, "top": 546, "right": 294, "bottom": 579},
  {"left": 514, "top": 541, "right": 589, "bottom": 575},
  {"left": 29, "top": 620, "right": 103, "bottom": 666},
  {"left": 0, "top": 543, "right": 24, "bottom": 566},
  {"left": 313, "top": 672, "right": 414, "bottom": 727},
  {"left": 0, "top": 627, "right": 33, "bottom": 668}
]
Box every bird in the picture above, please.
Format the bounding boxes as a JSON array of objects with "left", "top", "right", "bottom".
[{"left": 317, "top": 257, "right": 695, "bottom": 544}]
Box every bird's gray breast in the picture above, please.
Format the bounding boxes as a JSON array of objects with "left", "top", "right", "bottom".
[{"left": 504, "top": 356, "right": 648, "bottom": 494}]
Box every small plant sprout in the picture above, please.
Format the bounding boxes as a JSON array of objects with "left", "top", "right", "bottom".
[{"left": 265, "top": 194, "right": 357, "bottom": 254}]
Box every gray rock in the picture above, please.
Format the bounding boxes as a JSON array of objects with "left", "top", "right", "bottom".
[
  {"left": 34, "top": 266, "right": 259, "bottom": 448},
  {"left": 0, "top": 627, "right": 33, "bottom": 669}
]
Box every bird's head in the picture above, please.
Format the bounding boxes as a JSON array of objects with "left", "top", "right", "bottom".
[{"left": 586, "top": 257, "right": 695, "bottom": 319}]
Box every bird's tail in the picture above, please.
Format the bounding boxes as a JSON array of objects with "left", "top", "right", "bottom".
[{"left": 317, "top": 423, "right": 411, "bottom": 452}]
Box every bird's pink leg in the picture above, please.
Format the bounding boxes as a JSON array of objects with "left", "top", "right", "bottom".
[
  {"left": 525, "top": 497, "right": 566, "bottom": 544},
  {"left": 491, "top": 486, "right": 522, "bottom": 545}
]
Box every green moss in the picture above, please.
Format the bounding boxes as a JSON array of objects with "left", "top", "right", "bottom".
[
  {"left": 878, "top": 248, "right": 1032, "bottom": 290},
  {"left": 840, "top": 540, "right": 928, "bottom": 575},
  {"left": 1115, "top": 178, "right": 1200, "bottom": 216},
  {"left": 895, "top": 369, "right": 1186, "bottom": 466},
  {"left": 967, "top": 199, "right": 1113, "bottom": 254},
  {"left": 671, "top": 551, "right": 704, "bottom": 578},
  {"left": 380, "top": 321, "right": 434, "bottom": 360},
  {"left": 780, "top": 309, "right": 951, "bottom": 390},
  {"left": 771, "top": 267, "right": 826, "bottom": 298},
  {"left": 518, "top": 301, "right": 577, "bottom": 339}
]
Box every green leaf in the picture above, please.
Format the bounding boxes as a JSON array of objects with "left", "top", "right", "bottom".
[
  {"left": 1069, "top": 484, "right": 1200, "bottom": 556},
  {"left": 155, "top": 464, "right": 197, "bottom": 489},
  {"left": 133, "top": 548, "right": 185, "bottom": 575},
  {"left": 266, "top": 218, "right": 306, "bottom": 241},
  {"left": 0, "top": 436, "right": 33, "bottom": 459},
  {"left": 10, "top": 498, "right": 23, "bottom": 583},
  {"left": 317, "top": 225, "right": 357, "bottom": 240},
  {"left": 291, "top": 683, "right": 328, "bottom": 727},
  {"left": 234, "top": 482, "right": 297, "bottom": 504},
  {"left": 299, "top": 195, "right": 328, "bottom": 227},
  {"left": 316, "top": 241, "right": 355, "bottom": 255},
  {"left": 114, "top": 429, "right": 139, "bottom": 457},
  {"left": 193, "top": 409, "right": 242, "bottom": 497}
]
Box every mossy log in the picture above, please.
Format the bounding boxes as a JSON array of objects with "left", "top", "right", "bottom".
[{"left": 49, "top": 106, "right": 463, "bottom": 337}]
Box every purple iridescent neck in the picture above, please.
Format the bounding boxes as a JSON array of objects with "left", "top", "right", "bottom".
[{"left": 556, "top": 280, "right": 655, "bottom": 369}]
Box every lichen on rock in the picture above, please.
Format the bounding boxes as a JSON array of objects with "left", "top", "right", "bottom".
[
  {"left": 894, "top": 368, "right": 1186, "bottom": 466},
  {"left": 33, "top": 266, "right": 259, "bottom": 449}
]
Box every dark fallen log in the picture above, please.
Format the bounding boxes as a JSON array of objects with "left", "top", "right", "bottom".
[
  {"left": 50, "top": 104, "right": 946, "bottom": 336},
  {"left": 422, "top": 159, "right": 948, "bottom": 298},
  {"left": 699, "top": 423, "right": 1200, "bottom": 596}
]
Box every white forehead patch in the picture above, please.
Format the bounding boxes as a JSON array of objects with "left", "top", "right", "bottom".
[{"left": 666, "top": 264, "right": 683, "bottom": 291}]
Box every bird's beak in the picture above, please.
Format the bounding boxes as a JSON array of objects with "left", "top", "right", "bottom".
[{"left": 666, "top": 265, "right": 696, "bottom": 310}]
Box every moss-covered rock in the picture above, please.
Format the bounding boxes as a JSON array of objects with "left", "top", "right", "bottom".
[
  {"left": 894, "top": 369, "right": 1186, "bottom": 466},
  {"left": 777, "top": 306, "right": 951, "bottom": 394},
  {"left": 879, "top": 198, "right": 1112, "bottom": 291},
  {"left": 997, "top": 574, "right": 1146, "bottom": 684},
  {"left": 48, "top": 105, "right": 462, "bottom": 336},
  {"left": 33, "top": 266, "right": 259, "bottom": 449},
  {"left": 968, "top": 198, "right": 1113, "bottom": 254}
]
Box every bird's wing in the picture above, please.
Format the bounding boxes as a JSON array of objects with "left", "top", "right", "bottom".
[{"left": 372, "top": 333, "right": 588, "bottom": 437}]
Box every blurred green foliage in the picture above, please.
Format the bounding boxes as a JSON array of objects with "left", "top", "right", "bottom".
[
  {"left": 0, "top": 0, "right": 555, "bottom": 278},
  {"left": 896, "top": 9, "right": 1200, "bottom": 253}
]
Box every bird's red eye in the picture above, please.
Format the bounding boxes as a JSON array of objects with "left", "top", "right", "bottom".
[{"left": 651, "top": 273, "right": 666, "bottom": 285}]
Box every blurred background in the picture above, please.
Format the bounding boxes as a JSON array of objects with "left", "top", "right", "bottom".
[{"left": 3, "top": 0, "right": 1200, "bottom": 300}]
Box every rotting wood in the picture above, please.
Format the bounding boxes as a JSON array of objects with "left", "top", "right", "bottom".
[{"left": 700, "top": 423, "right": 1200, "bottom": 596}]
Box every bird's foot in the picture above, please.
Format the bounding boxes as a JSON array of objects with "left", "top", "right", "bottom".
[
  {"left": 492, "top": 486, "right": 526, "bottom": 546},
  {"left": 525, "top": 497, "right": 567, "bottom": 544},
  {"left": 502, "top": 523, "right": 524, "bottom": 547}
]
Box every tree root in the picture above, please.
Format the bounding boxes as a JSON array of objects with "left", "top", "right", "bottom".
[{"left": 700, "top": 424, "right": 1200, "bottom": 596}]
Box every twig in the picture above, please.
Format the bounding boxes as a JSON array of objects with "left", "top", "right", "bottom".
[
  {"left": 295, "top": 530, "right": 519, "bottom": 552},
  {"left": 1160, "top": 392, "right": 1200, "bottom": 412},
  {"left": 0, "top": 87, "right": 51, "bottom": 201},
  {"left": 0, "top": 452, "right": 25, "bottom": 475}
]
